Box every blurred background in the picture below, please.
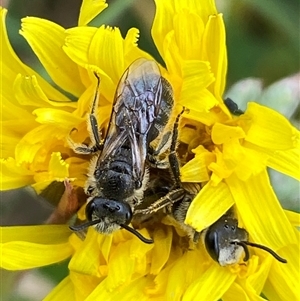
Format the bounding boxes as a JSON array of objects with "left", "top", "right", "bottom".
[{"left": 1, "top": 0, "right": 299, "bottom": 300}]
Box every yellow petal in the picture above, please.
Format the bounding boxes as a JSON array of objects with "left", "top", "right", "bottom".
[
  {"left": 1, "top": 241, "right": 72, "bottom": 270},
  {"left": 222, "top": 282, "right": 250, "bottom": 301},
  {"left": 1, "top": 95, "right": 33, "bottom": 121},
  {"left": 181, "top": 89, "right": 218, "bottom": 116},
  {"left": 129, "top": 232, "right": 154, "bottom": 261},
  {"left": 267, "top": 147, "right": 300, "bottom": 180},
  {"left": 244, "top": 102, "right": 300, "bottom": 149},
  {"left": 212, "top": 123, "right": 245, "bottom": 144},
  {"left": 1, "top": 129, "right": 22, "bottom": 158},
  {"left": 264, "top": 244, "right": 299, "bottom": 301},
  {"left": 78, "top": 0, "right": 108, "bottom": 26},
  {"left": 183, "top": 263, "right": 236, "bottom": 301},
  {"left": 165, "top": 250, "right": 206, "bottom": 300},
  {"left": 173, "top": 12, "right": 205, "bottom": 60},
  {"left": 179, "top": 60, "right": 216, "bottom": 111},
  {"left": 63, "top": 26, "right": 97, "bottom": 67},
  {"left": 106, "top": 240, "right": 136, "bottom": 289},
  {"left": 208, "top": 149, "right": 233, "bottom": 184},
  {"left": 97, "top": 233, "right": 113, "bottom": 263},
  {"left": 246, "top": 255, "right": 272, "bottom": 294},
  {"left": 232, "top": 144, "right": 269, "bottom": 181},
  {"left": 64, "top": 25, "right": 142, "bottom": 87},
  {"left": 0, "top": 225, "right": 70, "bottom": 244},
  {"left": 0, "top": 157, "right": 34, "bottom": 190},
  {"left": 69, "top": 229, "right": 102, "bottom": 277},
  {"left": 242, "top": 141, "right": 300, "bottom": 181},
  {"left": 43, "top": 276, "right": 75, "bottom": 301},
  {"left": 150, "top": 227, "right": 173, "bottom": 274},
  {"left": 0, "top": 8, "right": 71, "bottom": 104},
  {"left": 13, "top": 74, "right": 77, "bottom": 108},
  {"left": 226, "top": 171, "right": 297, "bottom": 251},
  {"left": 185, "top": 181, "right": 234, "bottom": 232},
  {"left": 64, "top": 26, "right": 126, "bottom": 101},
  {"left": 202, "top": 14, "right": 227, "bottom": 98},
  {"left": 183, "top": 102, "right": 224, "bottom": 126},
  {"left": 33, "top": 108, "right": 82, "bottom": 128},
  {"left": 151, "top": 0, "right": 176, "bottom": 59},
  {"left": 15, "top": 125, "right": 65, "bottom": 164},
  {"left": 181, "top": 147, "right": 215, "bottom": 182},
  {"left": 284, "top": 209, "right": 300, "bottom": 227},
  {"left": 49, "top": 152, "right": 70, "bottom": 178},
  {"left": 152, "top": 0, "right": 217, "bottom": 60},
  {"left": 69, "top": 271, "right": 99, "bottom": 301},
  {"left": 85, "top": 276, "right": 150, "bottom": 301},
  {"left": 20, "top": 17, "right": 85, "bottom": 96},
  {"left": 162, "top": 30, "right": 182, "bottom": 79},
  {"left": 123, "top": 28, "right": 149, "bottom": 63},
  {"left": 88, "top": 26, "right": 126, "bottom": 82}
]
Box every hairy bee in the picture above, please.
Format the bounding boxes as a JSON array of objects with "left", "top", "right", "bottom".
[
  {"left": 135, "top": 124, "right": 287, "bottom": 264},
  {"left": 69, "top": 58, "right": 176, "bottom": 243},
  {"left": 137, "top": 169, "right": 287, "bottom": 265}
]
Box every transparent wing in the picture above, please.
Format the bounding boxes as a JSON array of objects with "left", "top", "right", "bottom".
[{"left": 100, "top": 58, "right": 163, "bottom": 184}]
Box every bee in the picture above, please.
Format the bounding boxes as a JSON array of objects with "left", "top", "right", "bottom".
[
  {"left": 137, "top": 168, "right": 287, "bottom": 264},
  {"left": 135, "top": 125, "right": 287, "bottom": 264},
  {"left": 69, "top": 58, "right": 176, "bottom": 243},
  {"left": 123, "top": 91, "right": 287, "bottom": 262}
]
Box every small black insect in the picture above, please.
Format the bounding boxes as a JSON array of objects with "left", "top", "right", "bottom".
[
  {"left": 69, "top": 58, "right": 176, "bottom": 243},
  {"left": 224, "top": 97, "right": 244, "bottom": 116}
]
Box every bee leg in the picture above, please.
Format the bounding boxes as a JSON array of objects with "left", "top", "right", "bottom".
[
  {"left": 68, "top": 73, "right": 103, "bottom": 155},
  {"left": 147, "top": 131, "right": 171, "bottom": 168},
  {"left": 168, "top": 107, "right": 186, "bottom": 187},
  {"left": 147, "top": 107, "right": 186, "bottom": 173},
  {"left": 135, "top": 187, "right": 186, "bottom": 215},
  {"left": 135, "top": 108, "right": 186, "bottom": 215}
]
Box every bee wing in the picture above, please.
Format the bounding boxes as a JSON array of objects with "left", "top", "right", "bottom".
[{"left": 100, "top": 58, "right": 163, "bottom": 184}]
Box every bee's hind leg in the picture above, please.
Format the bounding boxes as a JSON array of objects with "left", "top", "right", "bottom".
[
  {"left": 168, "top": 107, "right": 186, "bottom": 187},
  {"left": 147, "top": 131, "right": 171, "bottom": 169}
]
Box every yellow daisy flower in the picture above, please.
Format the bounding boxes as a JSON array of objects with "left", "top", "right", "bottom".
[{"left": 1, "top": 1, "right": 299, "bottom": 300}]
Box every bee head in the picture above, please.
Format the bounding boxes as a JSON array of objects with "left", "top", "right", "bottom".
[
  {"left": 70, "top": 198, "right": 153, "bottom": 244},
  {"left": 204, "top": 216, "right": 248, "bottom": 266},
  {"left": 204, "top": 216, "right": 287, "bottom": 266},
  {"left": 86, "top": 197, "right": 132, "bottom": 226}
]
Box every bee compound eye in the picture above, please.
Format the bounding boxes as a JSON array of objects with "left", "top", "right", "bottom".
[
  {"left": 204, "top": 230, "right": 219, "bottom": 263},
  {"left": 125, "top": 211, "right": 131, "bottom": 220},
  {"left": 117, "top": 201, "right": 132, "bottom": 224},
  {"left": 85, "top": 201, "right": 96, "bottom": 221}
]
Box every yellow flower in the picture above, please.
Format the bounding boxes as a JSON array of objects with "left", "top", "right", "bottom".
[{"left": 1, "top": 1, "right": 299, "bottom": 301}]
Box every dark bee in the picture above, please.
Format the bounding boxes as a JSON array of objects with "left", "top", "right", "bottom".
[
  {"left": 137, "top": 171, "right": 287, "bottom": 264},
  {"left": 135, "top": 122, "right": 287, "bottom": 264},
  {"left": 127, "top": 92, "right": 287, "bottom": 261},
  {"left": 69, "top": 58, "right": 175, "bottom": 243}
]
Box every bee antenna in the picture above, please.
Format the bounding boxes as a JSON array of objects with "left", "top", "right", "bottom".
[
  {"left": 120, "top": 224, "right": 153, "bottom": 244},
  {"left": 69, "top": 219, "right": 102, "bottom": 232},
  {"left": 232, "top": 241, "right": 287, "bottom": 263}
]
